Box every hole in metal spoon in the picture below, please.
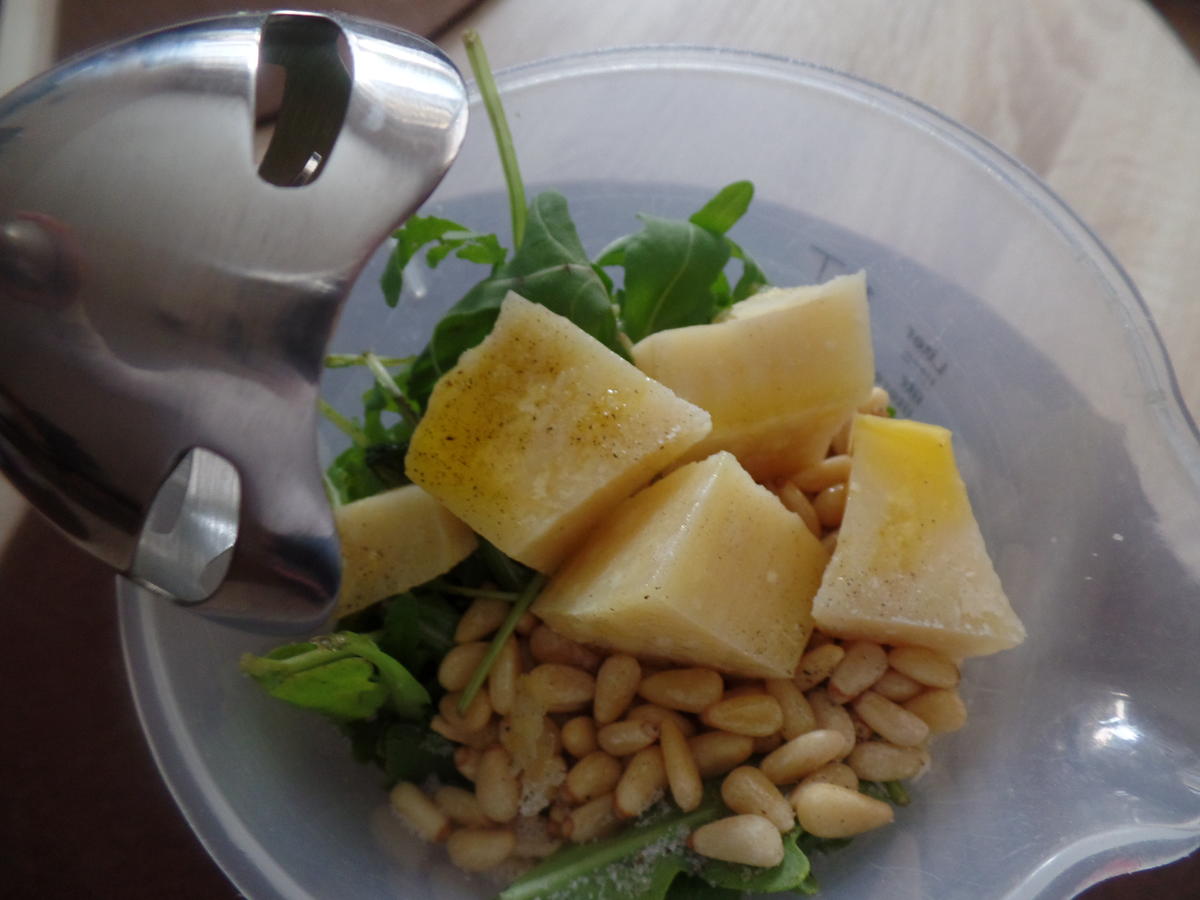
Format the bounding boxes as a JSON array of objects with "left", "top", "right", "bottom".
[{"left": 253, "top": 13, "right": 352, "bottom": 187}]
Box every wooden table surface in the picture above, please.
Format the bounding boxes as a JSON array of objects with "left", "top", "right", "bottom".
[{"left": 2, "top": 0, "right": 1198, "bottom": 897}]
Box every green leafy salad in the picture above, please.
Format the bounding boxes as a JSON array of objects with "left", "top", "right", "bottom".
[{"left": 241, "top": 32, "right": 920, "bottom": 899}]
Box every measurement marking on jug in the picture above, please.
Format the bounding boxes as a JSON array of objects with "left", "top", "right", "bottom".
[{"left": 881, "top": 326, "right": 953, "bottom": 417}]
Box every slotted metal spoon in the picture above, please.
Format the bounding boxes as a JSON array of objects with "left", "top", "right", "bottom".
[{"left": 0, "top": 9, "right": 468, "bottom": 631}]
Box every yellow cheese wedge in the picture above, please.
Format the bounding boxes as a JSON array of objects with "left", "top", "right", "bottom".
[
  {"left": 812, "top": 414, "right": 1025, "bottom": 657},
  {"left": 335, "top": 484, "right": 477, "bottom": 618},
  {"left": 405, "top": 293, "right": 711, "bottom": 573},
  {"left": 632, "top": 273, "right": 874, "bottom": 481},
  {"left": 533, "top": 451, "right": 828, "bottom": 678}
]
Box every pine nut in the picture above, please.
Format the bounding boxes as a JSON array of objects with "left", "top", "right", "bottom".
[
  {"left": 753, "top": 732, "right": 784, "bottom": 754},
  {"left": 794, "top": 644, "right": 846, "bottom": 691},
  {"left": 626, "top": 703, "right": 697, "bottom": 738},
  {"left": 639, "top": 668, "right": 724, "bottom": 713},
  {"left": 488, "top": 636, "right": 521, "bottom": 716},
  {"left": 888, "top": 646, "right": 960, "bottom": 689},
  {"left": 828, "top": 641, "right": 888, "bottom": 704},
  {"left": 660, "top": 717, "right": 703, "bottom": 812},
  {"left": 850, "top": 712, "right": 874, "bottom": 743},
  {"left": 614, "top": 746, "right": 666, "bottom": 819},
  {"left": 821, "top": 531, "right": 839, "bottom": 554},
  {"left": 872, "top": 668, "right": 924, "bottom": 703},
  {"left": 476, "top": 746, "right": 520, "bottom": 823},
  {"left": 597, "top": 719, "right": 659, "bottom": 757},
  {"left": 594, "top": 654, "right": 642, "bottom": 725},
  {"left": 791, "top": 454, "right": 852, "bottom": 493},
  {"left": 765, "top": 679, "right": 817, "bottom": 740},
  {"left": 440, "top": 690, "right": 493, "bottom": 734},
  {"left": 431, "top": 715, "right": 499, "bottom": 749},
  {"left": 446, "top": 827, "right": 516, "bottom": 872},
  {"left": 455, "top": 597, "right": 510, "bottom": 643},
  {"left": 904, "top": 688, "right": 968, "bottom": 733},
  {"left": 853, "top": 691, "right": 930, "bottom": 747},
  {"left": 846, "top": 741, "right": 925, "bottom": 782},
  {"left": 812, "top": 483, "right": 847, "bottom": 529},
  {"left": 807, "top": 688, "right": 856, "bottom": 755},
  {"left": 722, "top": 682, "right": 766, "bottom": 699},
  {"left": 389, "top": 782, "right": 451, "bottom": 842},
  {"left": 560, "top": 716, "right": 598, "bottom": 758},
  {"left": 790, "top": 782, "right": 893, "bottom": 838},
  {"left": 434, "top": 785, "right": 493, "bottom": 828},
  {"left": 688, "top": 731, "right": 755, "bottom": 778},
  {"left": 778, "top": 481, "right": 821, "bottom": 538},
  {"left": 807, "top": 630, "right": 835, "bottom": 649},
  {"left": 700, "top": 693, "right": 784, "bottom": 737},
  {"left": 563, "top": 751, "right": 623, "bottom": 805},
  {"left": 530, "top": 625, "right": 602, "bottom": 671},
  {"left": 525, "top": 664, "right": 596, "bottom": 714},
  {"left": 514, "top": 610, "right": 540, "bottom": 635},
  {"left": 760, "top": 729, "right": 848, "bottom": 784},
  {"left": 562, "top": 793, "right": 620, "bottom": 843},
  {"left": 689, "top": 815, "right": 784, "bottom": 868},
  {"left": 721, "top": 766, "right": 794, "bottom": 832},
  {"left": 830, "top": 418, "right": 853, "bottom": 455},
  {"left": 438, "top": 642, "right": 489, "bottom": 692},
  {"left": 797, "top": 761, "right": 859, "bottom": 792},
  {"left": 454, "top": 746, "right": 480, "bottom": 782},
  {"left": 859, "top": 385, "right": 891, "bottom": 416},
  {"left": 500, "top": 713, "right": 561, "bottom": 764}
]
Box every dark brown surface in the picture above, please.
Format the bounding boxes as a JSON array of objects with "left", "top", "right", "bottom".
[
  {"left": 1, "top": 1, "right": 1195, "bottom": 898},
  {"left": 56, "top": 0, "right": 480, "bottom": 59}
]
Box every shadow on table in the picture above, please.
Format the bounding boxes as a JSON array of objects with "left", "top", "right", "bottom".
[{"left": 0, "top": 511, "right": 235, "bottom": 899}]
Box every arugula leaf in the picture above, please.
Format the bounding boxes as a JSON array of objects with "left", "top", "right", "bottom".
[
  {"left": 325, "top": 444, "right": 388, "bottom": 504},
  {"left": 240, "top": 632, "right": 430, "bottom": 721},
  {"left": 253, "top": 653, "right": 387, "bottom": 720},
  {"left": 381, "top": 722, "right": 458, "bottom": 785},
  {"left": 498, "top": 796, "right": 724, "bottom": 900},
  {"left": 597, "top": 181, "right": 765, "bottom": 342},
  {"left": 381, "top": 215, "right": 507, "bottom": 308},
  {"left": 407, "top": 190, "right": 625, "bottom": 406},
  {"left": 477, "top": 538, "right": 534, "bottom": 591},
  {"left": 728, "top": 238, "right": 769, "bottom": 303},
  {"left": 379, "top": 592, "right": 459, "bottom": 680},
  {"left": 688, "top": 180, "right": 754, "bottom": 235},
  {"left": 698, "top": 826, "right": 814, "bottom": 894},
  {"left": 665, "top": 875, "right": 739, "bottom": 899},
  {"left": 616, "top": 214, "right": 731, "bottom": 342}
]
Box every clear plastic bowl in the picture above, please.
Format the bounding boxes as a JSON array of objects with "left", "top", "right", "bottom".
[{"left": 118, "top": 47, "right": 1200, "bottom": 899}]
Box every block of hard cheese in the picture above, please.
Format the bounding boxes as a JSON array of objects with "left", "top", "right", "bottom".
[
  {"left": 405, "top": 293, "right": 711, "bottom": 573},
  {"left": 533, "top": 451, "right": 828, "bottom": 678},
  {"left": 335, "top": 484, "right": 477, "bottom": 618},
  {"left": 633, "top": 273, "right": 874, "bottom": 480}
]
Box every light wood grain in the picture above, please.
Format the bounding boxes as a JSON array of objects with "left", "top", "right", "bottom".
[{"left": 442, "top": 0, "right": 1200, "bottom": 415}]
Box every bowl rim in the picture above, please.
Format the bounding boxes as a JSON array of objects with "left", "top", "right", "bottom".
[{"left": 119, "top": 43, "right": 1200, "bottom": 900}]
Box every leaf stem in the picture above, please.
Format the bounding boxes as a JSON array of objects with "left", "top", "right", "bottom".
[
  {"left": 364, "top": 351, "right": 421, "bottom": 430},
  {"left": 884, "top": 780, "right": 911, "bottom": 806},
  {"left": 499, "top": 793, "right": 724, "bottom": 900},
  {"left": 325, "top": 353, "right": 411, "bottom": 369},
  {"left": 429, "top": 579, "right": 521, "bottom": 602},
  {"left": 464, "top": 30, "right": 527, "bottom": 249},
  {"left": 319, "top": 399, "right": 368, "bottom": 447},
  {"left": 458, "top": 573, "right": 545, "bottom": 713}
]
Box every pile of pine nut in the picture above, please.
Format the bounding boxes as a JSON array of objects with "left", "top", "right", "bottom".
[
  {"left": 389, "top": 387, "right": 970, "bottom": 877},
  {"left": 390, "top": 608, "right": 966, "bottom": 876}
]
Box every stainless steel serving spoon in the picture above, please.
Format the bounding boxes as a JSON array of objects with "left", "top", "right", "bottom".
[{"left": 0, "top": 10, "right": 468, "bottom": 631}]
